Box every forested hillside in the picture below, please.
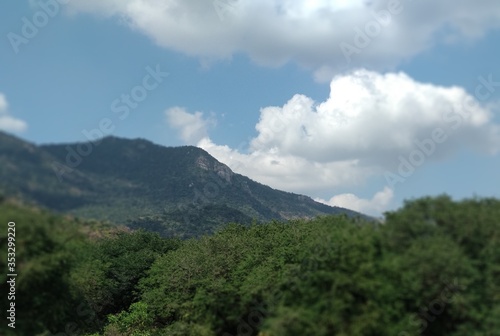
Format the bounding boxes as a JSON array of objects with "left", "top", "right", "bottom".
[
  {"left": 1, "top": 195, "right": 499, "bottom": 335},
  {"left": 0, "top": 131, "right": 362, "bottom": 238}
]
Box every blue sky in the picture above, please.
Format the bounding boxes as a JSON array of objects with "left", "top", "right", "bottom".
[{"left": 1, "top": 0, "right": 499, "bottom": 216}]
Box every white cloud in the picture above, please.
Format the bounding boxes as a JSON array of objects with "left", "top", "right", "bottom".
[
  {"left": 315, "top": 187, "right": 394, "bottom": 216},
  {"left": 250, "top": 69, "right": 500, "bottom": 169},
  {"left": 185, "top": 70, "right": 499, "bottom": 214},
  {"left": 65, "top": 0, "right": 500, "bottom": 80},
  {"left": 166, "top": 106, "right": 215, "bottom": 144},
  {"left": 0, "top": 94, "right": 7, "bottom": 112},
  {"left": 0, "top": 93, "right": 27, "bottom": 133},
  {"left": 198, "top": 136, "right": 372, "bottom": 193}
]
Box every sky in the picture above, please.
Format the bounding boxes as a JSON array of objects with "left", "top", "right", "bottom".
[{"left": 1, "top": 0, "right": 499, "bottom": 216}]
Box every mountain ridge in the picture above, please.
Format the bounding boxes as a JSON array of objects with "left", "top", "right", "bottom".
[{"left": 0, "top": 131, "right": 364, "bottom": 237}]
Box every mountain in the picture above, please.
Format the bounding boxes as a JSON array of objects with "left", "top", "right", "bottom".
[{"left": 0, "top": 131, "right": 363, "bottom": 237}]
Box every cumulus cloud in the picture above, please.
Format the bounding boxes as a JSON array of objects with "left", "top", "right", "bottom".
[
  {"left": 185, "top": 70, "right": 499, "bottom": 214},
  {"left": 166, "top": 106, "right": 215, "bottom": 144},
  {"left": 198, "top": 136, "right": 372, "bottom": 193},
  {"left": 0, "top": 94, "right": 6, "bottom": 111},
  {"left": 0, "top": 94, "right": 27, "bottom": 133},
  {"left": 65, "top": 0, "right": 500, "bottom": 80},
  {"left": 250, "top": 69, "right": 500, "bottom": 169},
  {"left": 315, "top": 187, "right": 394, "bottom": 216}
]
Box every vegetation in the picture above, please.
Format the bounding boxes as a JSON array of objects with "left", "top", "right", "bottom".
[
  {"left": 0, "top": 131, "right": 361, "bottom": 239},
  {"left": 1, "top": 195, "right": 499, "bottom": 335},
  {"left": 0, "top": 199, "right": 119, "bottom": 335}
]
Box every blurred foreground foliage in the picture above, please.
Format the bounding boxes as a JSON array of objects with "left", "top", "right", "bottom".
[{"left": 0, "top": 195, "right": 499, "bottom": 336}]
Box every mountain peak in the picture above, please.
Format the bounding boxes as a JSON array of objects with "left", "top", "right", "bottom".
[{"left": 1, "top": 132, "right": 364, "bottom": 237}]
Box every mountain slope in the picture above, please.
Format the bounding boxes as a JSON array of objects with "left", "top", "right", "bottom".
[{"left": 0, "top": 131, "right": 363, "bottom": 237}]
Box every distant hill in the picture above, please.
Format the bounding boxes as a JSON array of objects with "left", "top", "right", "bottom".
[{"left": 0, "top": 131, "right": 363, "bottom": 237}]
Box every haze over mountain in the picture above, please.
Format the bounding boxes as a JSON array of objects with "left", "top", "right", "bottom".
[{"left": 0, "top": 131, "right": 362, "bottom": 237}]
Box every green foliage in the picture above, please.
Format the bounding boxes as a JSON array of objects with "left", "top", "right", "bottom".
[
  {"left": 2, "top": 195, "right": 500, "bottom": 336},
  {"left": 127, "top": 204, "right": 254, "bottom": 238},
  {"left": 0, "top": 199, "right": 178, "bottom": 335},
  {"left": 103, "top": 302, "right": 154, "bottom": 336},
  {"left": 132, "top": 196, "right": 500, "bottom": 335},
  {"left": 72, "top": 230, "right": 181, "bottom": 326},
  {"left": 0, "top": 201, "right": 92, "bottom": 335},
  {"left": 0, "top": 131, "right": 363, "bottom": 239},
  {"left": 382, "top": 195, "right": 500, "bottom": 336}
]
